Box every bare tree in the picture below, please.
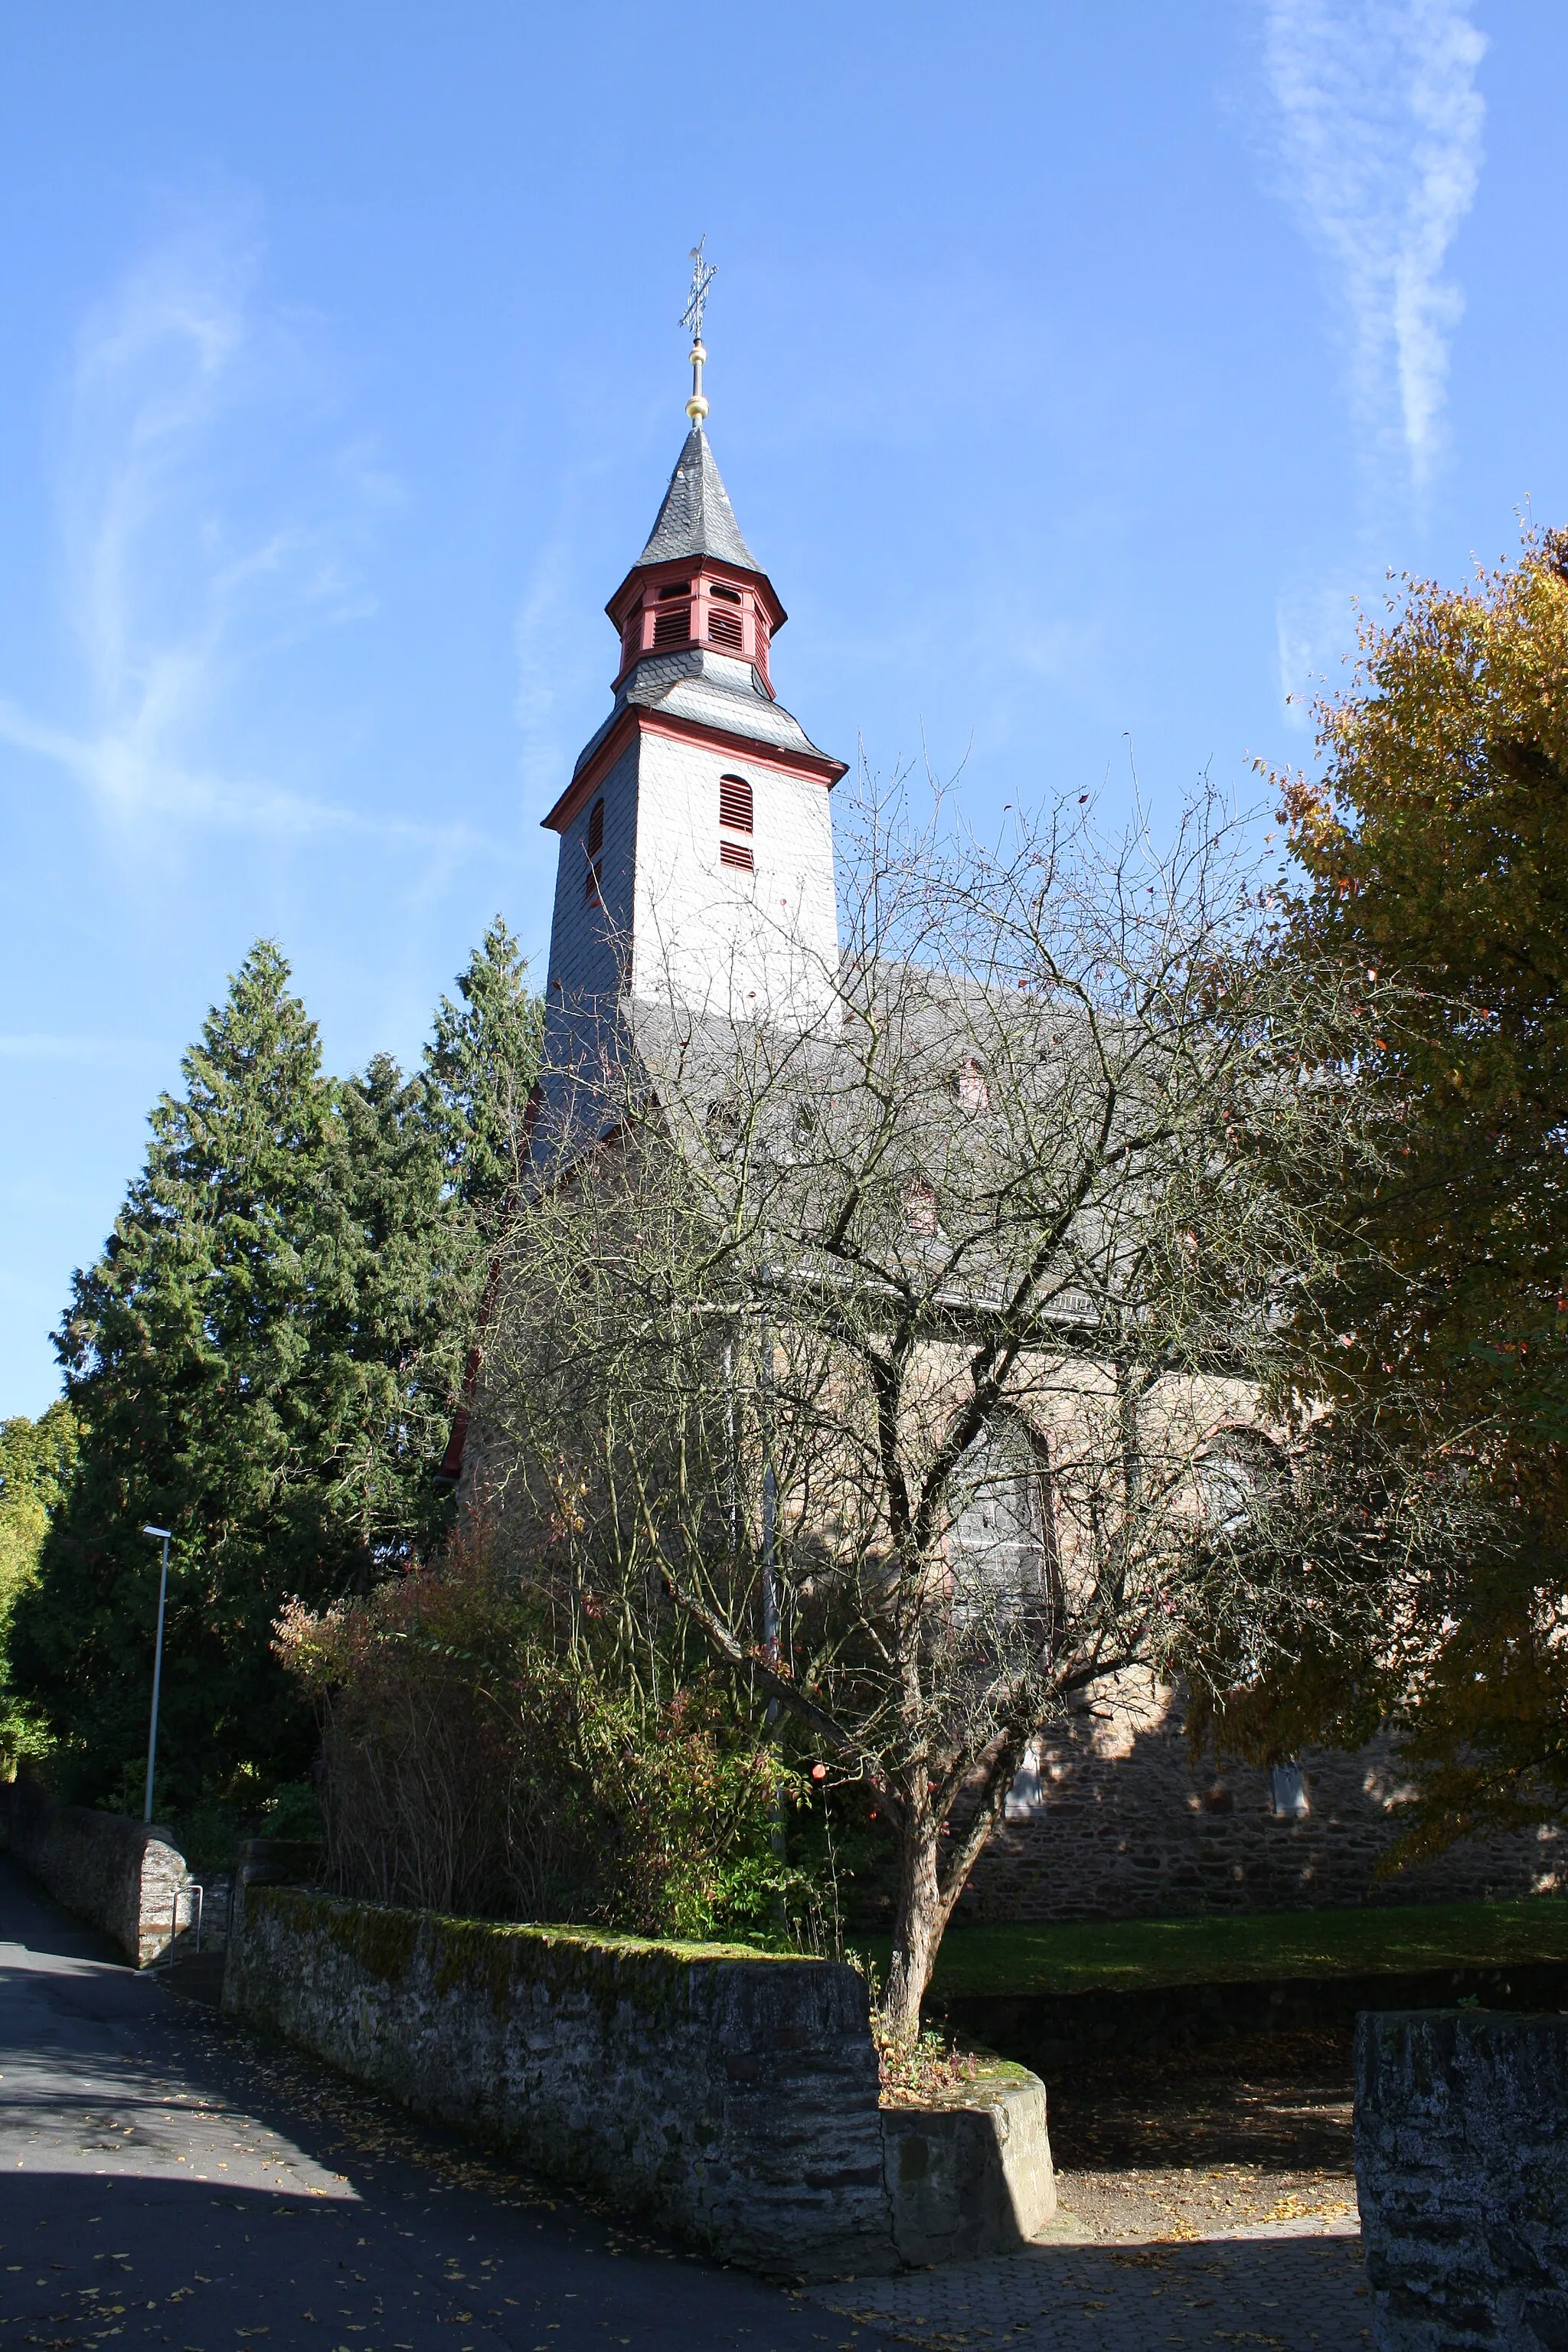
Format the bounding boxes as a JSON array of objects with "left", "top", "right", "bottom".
[{"left": 467, "top": 781, "right": 1401, "bottom": 2043}]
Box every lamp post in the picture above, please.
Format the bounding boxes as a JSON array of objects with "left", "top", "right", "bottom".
[
  {"left": 756, "top": 1251, "right": 787, "bottom": 1918},
  {"left": 141, "top": 1525, "right": 172, "bottom": 1825}
]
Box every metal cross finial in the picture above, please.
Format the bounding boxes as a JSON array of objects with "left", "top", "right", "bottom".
[
  {"left": 681, "top": 240, "right": 716, "bottom": 423},
  {"left": 680, "top": 237, "right": 716, "bottom": 342}
]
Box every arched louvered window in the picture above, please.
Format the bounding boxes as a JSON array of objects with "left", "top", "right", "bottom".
[
  {"left": 584, "top": 796, "right": 605, "bottom": 903},
  {"left": 719, "top": 773, "right": 754, "bottom": 871},
  {"left": 719, "top": 775, "right": 753, "bottom": 831},
  {"left": 1197, "top": 1426, "right": 1284, "bottom": 1535},
  {"left": 903, "top": 1178, "right": 939, "bottom": 1237}
]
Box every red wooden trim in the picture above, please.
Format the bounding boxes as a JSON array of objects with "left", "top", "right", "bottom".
[
  {"left": 637, "top": 708, "right": 847, "bottom": 789},
  {"left": 541, "top": 707, "right": 846, "bottom": 835},
  {"left": 606, "top": 555, "right": 786, "bottom": 635},
  {"left": 609, "top": 557, "right": 788, "bottom": 696},
  {"left": 436, "top": 1402, "right": 472, "bottom": 1485},
  {"left": 541, "top": 710, "right": 639, "bottom": 832}
]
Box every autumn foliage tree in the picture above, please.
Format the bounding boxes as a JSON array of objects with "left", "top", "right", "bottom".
[{"left": 1259, "top": 528, "right": 1568, "bottom": 1847}]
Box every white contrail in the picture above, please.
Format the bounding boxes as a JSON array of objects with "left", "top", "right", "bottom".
[{"left": 1263, "top": 0, "right": 1485, "bottom": 498}]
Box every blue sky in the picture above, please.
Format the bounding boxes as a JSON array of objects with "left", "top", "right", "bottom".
[{"left": 1, "top": 2, "right": 1563, "bottom": 1416}]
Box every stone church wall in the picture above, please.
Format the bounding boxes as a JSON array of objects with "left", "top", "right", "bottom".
[{"left": 956, "top": 1674, "right": 1560, "bottom": 1923}]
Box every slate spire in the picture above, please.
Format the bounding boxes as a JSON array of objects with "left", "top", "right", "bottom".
[{"left": 637, "top": 425, "right": 759, "bottom": 573}]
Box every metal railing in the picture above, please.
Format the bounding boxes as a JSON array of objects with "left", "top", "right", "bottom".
[{"left": 157, "top": 1879, "right": 203, "bottom": 1967}]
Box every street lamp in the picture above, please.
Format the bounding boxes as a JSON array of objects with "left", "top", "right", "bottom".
[
  {"left": 756, "top": 1248, "right": 786, "bottom": 1914},
  {"left": 141, "top": 1526, "right": 172, "bottom": 1825}
]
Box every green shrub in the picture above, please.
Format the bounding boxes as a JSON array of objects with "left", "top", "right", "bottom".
[{"left": 275, "top": 1521, "right": 805, "bottom": 1940}]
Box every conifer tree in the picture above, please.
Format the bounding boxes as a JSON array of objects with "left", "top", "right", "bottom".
[
  {"left": 12, "top": 928, "right": 541, "bottom": 1808},
  {"left": 13, "top": 946, "right": 456, "bottom": 1803},
  {"left": 13, "top": 945, "right": 341, "bottom": 1802},
  {"left": 423, "top": 915, "right": 542, "bottom": 1222}
]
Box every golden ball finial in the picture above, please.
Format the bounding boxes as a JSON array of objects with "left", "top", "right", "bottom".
[{"left": 686, "top": 335, "right": 708, "bottom": 425}]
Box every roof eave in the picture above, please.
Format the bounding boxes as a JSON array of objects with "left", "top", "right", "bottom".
[
  {"left": 540, "top": 705, "right": 848, "bottom": 835},
  {"left": 604, "top": 557, "right": 787, "bottom": 634}
]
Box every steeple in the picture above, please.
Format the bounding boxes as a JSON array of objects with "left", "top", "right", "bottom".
[
  {"left": 638, "top": 426, "right": 758, "bottom": 570},
  {"left": 439, "top": 253, "right": 843, "bottom": 1492},
  {"left": 534, "top": 253, "right": 845, "bottom": 1052},
  {"left": 599, "top": 424, "right": 786, "bottom": 704}
]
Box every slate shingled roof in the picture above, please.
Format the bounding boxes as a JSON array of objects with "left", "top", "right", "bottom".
[{"left": 638, "top": 426, "right": 760, "bottom": 570}]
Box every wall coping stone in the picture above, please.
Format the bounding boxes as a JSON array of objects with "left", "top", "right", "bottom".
[{"left": 884, "top": 2070, "right": 1055, "bottom": 2261}]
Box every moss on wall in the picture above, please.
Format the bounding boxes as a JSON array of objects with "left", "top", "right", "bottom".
[{"left": 227, "top": 1880, "right": 896, "bottom": 2278}]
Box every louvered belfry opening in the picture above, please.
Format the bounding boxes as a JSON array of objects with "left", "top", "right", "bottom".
[
  {"left": 707, "top": 580, "right": 744, "bottom": 650},
  {"left": 652, "top": 580, "right": 692, "bottom": 647},
  {"left": 584, "top": 795, "right": 606, "bottom": 902},
  {"left": 719, "top": 772, "right": 754, "bottom": 872}
]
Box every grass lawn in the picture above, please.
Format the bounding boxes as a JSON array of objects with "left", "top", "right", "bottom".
[{"left": 864, "top": 1897, "right": 1568, "bottom": 2000}]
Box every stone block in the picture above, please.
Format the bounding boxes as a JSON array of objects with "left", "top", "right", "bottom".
[
  {"left": 883, "top": 2071, "right": 1055, "bottom": 2264},
  {"left": 1354, "top": 2007, "right": 1568, "bottom": 2350}
]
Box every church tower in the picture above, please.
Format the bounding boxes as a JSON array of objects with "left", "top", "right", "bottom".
[{"left": 536, "top": 380, "right": 846, "bottom": 1066}]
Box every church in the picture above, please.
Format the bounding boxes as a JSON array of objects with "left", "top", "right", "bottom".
[{"left": 462, "top": 328, "right": 1558, "bottom": 1931}]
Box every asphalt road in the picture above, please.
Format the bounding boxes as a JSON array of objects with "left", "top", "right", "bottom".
[
  {"left": 0, "top": 1856, "right": 1374, "bottom": 2351},
  {"left": 0, "top": 1856, "right": 864, "bottom": 2352}
]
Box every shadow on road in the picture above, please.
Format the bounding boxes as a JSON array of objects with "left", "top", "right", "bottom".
[{"left": 0, "top": 1850, "right": 129, "bottom": 1965}]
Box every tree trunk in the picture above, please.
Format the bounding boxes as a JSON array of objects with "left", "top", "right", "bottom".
[{"left": 882, "top": 1815, "right": 945, "bottom": 2049}]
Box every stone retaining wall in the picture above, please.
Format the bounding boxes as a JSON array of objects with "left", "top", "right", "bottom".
[
  {"left": 224, "top": 1884, "right": 1053, "bottom": 2277},
  {"left": 933, "top": 1961, "right": 1568, "bottom": 2076},
  {"left": 959, "top": 1680, "right": 1559, "bottom": 1924},
  {"left": 1354, "top": 2008, "right": 1568, "bottom": 2350},
  {"left": 0, "top": 1777, "right": 190, "bottom": 1966}
]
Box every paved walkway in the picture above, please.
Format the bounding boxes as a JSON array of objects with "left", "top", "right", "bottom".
[
  {"left": 804, "top": 2230, "right": 1372, "bottom": 2350},
  {"left": 0, "top": 1857, "right": 1374, "bottom": 2350}
]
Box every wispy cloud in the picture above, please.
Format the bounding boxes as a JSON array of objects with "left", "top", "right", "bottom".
[
  {"left": 0, "top": 203, "right": 482, "bottom": 858},
  {"left": 1262, "top": 0, "right": 1485, "bottom": 501},
  {"left": 0, "top": 690, "right": 483, "bottom": 851}
]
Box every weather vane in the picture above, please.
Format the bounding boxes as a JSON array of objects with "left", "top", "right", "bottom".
[{"left": 680, "top": 238, "right": 715, "bottom": 424}]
